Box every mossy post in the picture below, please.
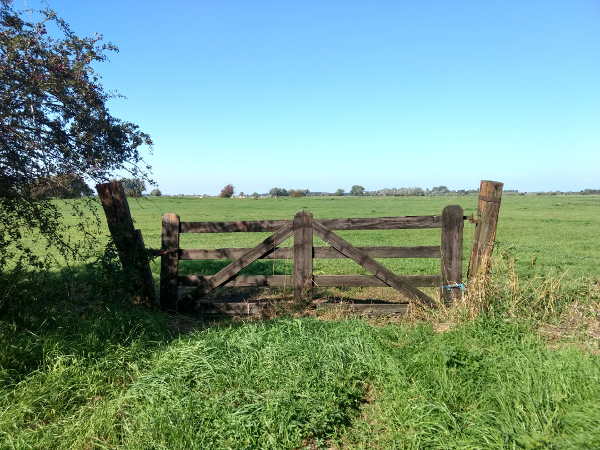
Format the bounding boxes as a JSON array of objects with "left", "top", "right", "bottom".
[
  {"left": 96, "top": 181, "right": 158, "bottom": 304},
  {"left": 468, "top": 180, "right": 504, "bottom": 281}
]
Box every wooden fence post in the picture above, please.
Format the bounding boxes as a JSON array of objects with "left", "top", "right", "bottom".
[
  {"left": 468, "top": 180, "right": 504, "bottom": 280},
  {"left": 160, "top": 213, "right": 180, "bottom": 312},
  {"left": 293, "top": 210, "right": 313, "bottom": 303},
  {"left": 441, "top": 205, "right": 464, "bottom": 301},
  {"left": 96, "top": 181, "right": 157, "bottom": 304}
]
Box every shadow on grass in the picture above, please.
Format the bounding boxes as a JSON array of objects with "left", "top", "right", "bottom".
[
  {"left": 0, "top": 265, "right": 177, "bottom": 383},
  {"left": 0, "top": 261, "right": 305, "bottom": 383}
]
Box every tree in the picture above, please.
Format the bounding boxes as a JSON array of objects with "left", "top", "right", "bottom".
[
  {"left": 430, "top": 186, "right": 450, "bottom": 196},
  {"left": 334, "top": 188, "right": 345, "bottom": 196},
  {"left": 119, "top": 177, "right": 146, "bottom": 197},
  {"left": 289, "top": 189, "right": 304, "bottom": 197},
  {"left": 0, "top": 0, "right": 153, "bottom": 268},
  {"left": 350, "top": 185, "right": 365, "bottom": 196},
  {"left": 149, "top": 188, "right": 162, "bottom": 197},
  {"left": 251, "top": 192, "right": 258, "bottom": 198},
  {"left": 268, "top": 187, "right": 289, "bottom": 197},
  {"left": 220, "top": 184, "right": 235, "bottom": 198}
]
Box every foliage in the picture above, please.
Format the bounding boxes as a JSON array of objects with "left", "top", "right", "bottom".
[
  {"left": 288, "top": 189, "right": 309, "bottom": 197},
  {"left": 430, "top": 185, "right": 450, "bottom": 195},
  {"left": 269, "top": 187, "right": 288, "bottom": 197},
  {"left": 334, "top": 188, "right": 345, "bottom": 196},
  {"left": 119, "top": 177, "right": 146, "bottom": 198},
  {"left": 251, "top": 192, "right": 258, "bottom": 198},
  {"left": 0, "top": 0, "right": 153, "bottom": 268},
  {"left": 350, "top": 185, "right": 365, "bottom": 196},
  {"left": 379, "top": 187, "right": 425, "bottom": 196},
  {"left": 219, "top": 183, "right": 234, "bottom": 198},
  {"left": 149, "top": 188, "right": 161, "bottom": 197}
]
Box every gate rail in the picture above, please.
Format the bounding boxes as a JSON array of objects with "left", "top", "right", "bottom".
[{"left": 159, "top": 207, "right": 465, "bottom": 313}]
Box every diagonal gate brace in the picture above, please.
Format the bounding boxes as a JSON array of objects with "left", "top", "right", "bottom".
[
  {"left": 178, "top": 224, "right": 294, "bottom": 309},
  {"left": 312, "top": 221, "right": 437, "bottom": 308}
]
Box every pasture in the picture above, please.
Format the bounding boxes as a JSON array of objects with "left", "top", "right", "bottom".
[
  {"left": 1, "top": 194, "right": 599, "bottom": 449},
  {"left": 118, "top": 194, "right": 600, "bottom": 282}
]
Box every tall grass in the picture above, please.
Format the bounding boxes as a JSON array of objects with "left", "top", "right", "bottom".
[{"left": 1, "top": 295, "right": 599, "bottom": 448}]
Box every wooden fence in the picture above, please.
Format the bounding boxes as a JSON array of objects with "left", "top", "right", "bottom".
[
  {"left": 96, "top": 179, "right": 503, "bottom": 316},
  {"left": 159, "top": 206, "right": 466, "bottom": 314}
]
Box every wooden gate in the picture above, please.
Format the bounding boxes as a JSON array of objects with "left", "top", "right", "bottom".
[{"left": 160, "top": 206, "right": 465, "bottom": 314}]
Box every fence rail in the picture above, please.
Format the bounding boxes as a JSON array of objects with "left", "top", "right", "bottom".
[
  {"left": 179, "top": 246, "right": 442, "bottom": 260},
  {"left": 178, "top": 275, "right": 441, "bottom": 288},
  {"left": 179, "top": 215, "right": 443, "bottom": 233},
  {"left": 159, "top": 207, "right": 465, "bottom": 313}
]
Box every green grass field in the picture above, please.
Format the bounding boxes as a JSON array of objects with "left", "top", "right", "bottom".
[
  {"left": 1, "top": 194, "right": 599, "bottom": 449},
  {"left": 114, "top": 194, "right": 599, "bottom": 282}
]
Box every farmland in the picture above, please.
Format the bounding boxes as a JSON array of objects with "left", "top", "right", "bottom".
[
  {"left": 46, "top": 193, "right": 599, "bottom": 279},
  {"left": 110, "top": 194, "right": 600, "bottom": 281},
  {"left": 1, "top": 194, "right": 599, "bottom": 449}
]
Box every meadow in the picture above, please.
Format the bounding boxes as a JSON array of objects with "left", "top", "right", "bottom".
[
  {"left": 1, "top": 194, "right": 599, "bottom": 449},
  {"left": 120, "top": 194, "right": 600, "bottom": 282}
]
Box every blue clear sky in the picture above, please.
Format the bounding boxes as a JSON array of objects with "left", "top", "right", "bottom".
[{"left": 27, "top": 0, "right": 600, "bottom": 194}]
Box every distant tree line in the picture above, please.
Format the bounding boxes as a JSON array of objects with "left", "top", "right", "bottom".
[
  {"left": 268, "top": 187, "right": 310, "bottom": 197},
  {"left": 101, "top": 183, "right": 600, "bottom": 199},
  {"left": 253, "top": 186, "right": 600, "bottom": 197},
  {"left": 24, "top": 177, "right": 600, "bottom": 201}
]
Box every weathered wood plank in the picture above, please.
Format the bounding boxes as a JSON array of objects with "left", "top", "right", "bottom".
[
  {"left": 108, "top": 180, "right": 133, "bottom": 226},
  {"left": 314, "top": 274, "right": 440, "bottom": 287},
  {"left": 314, "top": 246, "right": 441, "bottom": 258},
  {"left": 468, "top": 181, "right": 503, "bottom": 279},
  {"left": 312, "top": 221, "right": 437, "bottom": 308},
  {"left": 178, "top": 245, "right": 441, "bottom": 260},
  {"left": 96, "top": 183, "right": 118, "bottom": 232},
  {"left": 319, "top": 303, "right": 409, "bottom": 314},
  {"left": 179, "top": 274, "right": 440, "bottom": 288},
  {"left": 160, "top": 213, "right": 180, "bottom": 312},
  {"left": 134, "top": 229, "right": 159, "bottom": 302},
  {"left": 96, "top": 181, "right": 157, "bottom": 304},
  {"left": 179, "top": 216, "right": 443, "bottom": 233},
  {"left": 441, "top": 205, "right": 464, "bottom": 301},
  {"left": 192, "top": 302, "right": 411, "bottom": 316},
  {"left": 293, "top": 210, "right": 313, "bottom": 302},
  {"left": 316, "top": 216, "right": 443, "bottom": 230},
  {"left": 180, "top": 220, "right": 288, "bottom": 233},
  {"left": 96, "top": 181, "right": 135, "bottom": 258},
  {"left": 195, "top": 302, "right": 263, "bottom": 315},
  {"left": 180, "top": 275, "right": 292, "bottom": 287},
  {"left": 179, "top": 225, "right": 294, "bottom": 306}
]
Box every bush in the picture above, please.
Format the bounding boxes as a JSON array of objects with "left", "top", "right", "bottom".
[
  {"left": 149, "top": 189, "right": 162, "bottom": 197},
  {"left": 220, "top": 184, "right": 235, "bottom": 198}
]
